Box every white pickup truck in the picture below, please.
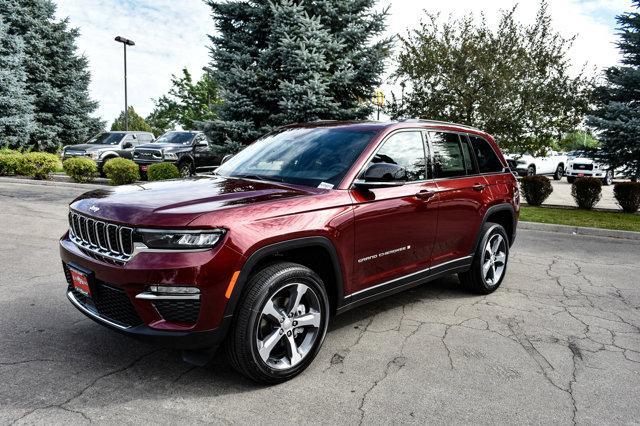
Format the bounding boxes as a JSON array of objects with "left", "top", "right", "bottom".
[{"left": 504, "top": 152, "right": 568, "bottom": 180}]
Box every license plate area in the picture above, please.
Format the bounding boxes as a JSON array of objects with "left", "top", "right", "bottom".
[
  {"left": 69, "top": 265, "right": 92, "bottom": 297},
  {"left": 578, "top": 173, "right": 584, "bottom": 177},
  {"left": 140, "top": 165, "right": 148, "bottom": 172}
]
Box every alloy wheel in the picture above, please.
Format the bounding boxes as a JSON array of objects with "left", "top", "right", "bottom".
[
  {"left": 180, "top": 164, "right": 191, "bottom": 178},
  {"left": 482, "top": 234, "right": 507, "bottom": 286},
  {"left": 256, "top": 283, "right": 322, "bottom": 370}
]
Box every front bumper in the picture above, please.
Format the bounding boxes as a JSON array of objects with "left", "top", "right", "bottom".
[
  {"left": 60, "top": 235, "right": 245, "bottom": 350},
  {"left": 566, "top": 170, "right": 605, "bottom": 178}
]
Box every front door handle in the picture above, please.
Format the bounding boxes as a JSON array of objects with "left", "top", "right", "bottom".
[
  {"left": 415, "top": 190, "right": 436, "bottom": 200},
  {"left": 472, "top": 183, "right": 486, "bottom": 192}
]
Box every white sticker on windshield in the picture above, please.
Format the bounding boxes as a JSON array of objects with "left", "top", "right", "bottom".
[{"left": 318, "top": 182, "right": 334, "bottom": 189}]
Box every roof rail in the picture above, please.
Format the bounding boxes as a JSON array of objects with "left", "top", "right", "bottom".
[{"left": 397, "top": 118, "right": 481, "bottom": 132}]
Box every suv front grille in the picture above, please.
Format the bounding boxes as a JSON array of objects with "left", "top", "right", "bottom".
[
  {"left": 133, "top": 149, "right": 163, "bottom": 161},
  {"left": 68, "top": 211, "right": 134, "bottom": 263},
  {"left": 572, "top": 163, "right": 593, "bottom": 171},
  {"left": 63, "top": 264, "right": 143, "bottom": 328}
]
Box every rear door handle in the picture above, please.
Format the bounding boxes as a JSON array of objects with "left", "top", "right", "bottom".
[
  {"left": 415, "top": 190, "right": 436, "bottom": 200},
  {"left": 472, "top": 183, "right": 486, "bottom": 192}
]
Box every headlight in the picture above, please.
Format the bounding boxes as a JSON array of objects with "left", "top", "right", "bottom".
[
  {"left": 88, "top": 151, "right": 100, "bottom": 160},
  {"left": 138, "top": 229, "right": 225, "bottom": 249},
  {"left": 517, "top": 160, "right": 527, "bottom": 165},
  {"left": 163, "top": 152, "right": 178, "bottom": 160}
]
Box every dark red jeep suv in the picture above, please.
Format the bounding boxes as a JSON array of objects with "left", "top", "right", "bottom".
[{"left": 60, "top": 120, "right": 519, "bottom": 383}]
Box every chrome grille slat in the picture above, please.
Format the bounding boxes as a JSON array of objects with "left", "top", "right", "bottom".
[{"left": 68, "top": 211, "right": 134, "bottom": 262}]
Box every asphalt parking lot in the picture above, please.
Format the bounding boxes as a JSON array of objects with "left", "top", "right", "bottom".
[{"left": 1, "top": 181, "right": 639, "bottom": 425}]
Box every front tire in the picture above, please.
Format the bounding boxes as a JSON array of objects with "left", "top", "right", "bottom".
[
  {"left": 459, "top": 223, "right": 510, "bottom": 294},
  {"left": 178, "top": 161, "right": 193, "bottom": 178},
  {"left": 602, "top": 170, "right": 613, "bottom": 186},
  {"left": 526, "top": 165, "right": 536, "bottom": 176},
  {"left": 553, "top": 164, "right": 564, "bottom": 180},
  {"left": 226, "top": 262, "right": 330, "bottom": 384},
  {"left": 567, "top": 176, "right": 576, "bottom": 184}
]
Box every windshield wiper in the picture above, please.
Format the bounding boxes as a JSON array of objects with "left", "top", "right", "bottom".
[{"left": 232, "top": 173, "right": 283, "bottom": 183}]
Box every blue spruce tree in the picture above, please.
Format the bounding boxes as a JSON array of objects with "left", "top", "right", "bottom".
[
  {"left": 588, "top": 0, "right": 640, "bottom": 179},
  {"left": 0, "top": 17, "right": 35, "bottom": 149},
  {"left": 204, "top": 0, "right": 390, "bottom": 154}
]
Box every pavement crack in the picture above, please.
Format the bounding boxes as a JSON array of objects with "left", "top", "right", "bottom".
[{"left": 357, "top": 356, "right": 406, "bottom": 425}]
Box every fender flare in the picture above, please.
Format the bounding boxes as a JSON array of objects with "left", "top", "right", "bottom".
[
  {"left": 222, "top": 236, "right": 345, "bottom": 318},
  {"left": 472, "top": 203, "right": 517, "bottom": 252},
  {"left": 99, "top": 152, "right": 119, "bottom": 162}
]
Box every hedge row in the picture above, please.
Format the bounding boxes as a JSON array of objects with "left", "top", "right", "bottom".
[
  {"left": 1, "top": 150, "right": 182, "bottom": 185},
  {"left": 521, "top": 175, "right": 640, "bottom": 213}
]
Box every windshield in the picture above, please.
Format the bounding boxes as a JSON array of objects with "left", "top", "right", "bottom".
[
  {"left": 87, "top": 132, "right": 126, "bottom": 145},
  {"left": 216, "top": 127, "right": 379, "bottom": 188},
  {"left": 155, "top": 131, "right": 197, "bottom": 145}
]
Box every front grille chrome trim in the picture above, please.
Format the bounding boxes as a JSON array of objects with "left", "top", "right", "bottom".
[
  {"left": 67, "top": 291, "right": 131, "bottom": 330},
  {"left": 68, "top": 211, "right": 134, "bottom": 262}
]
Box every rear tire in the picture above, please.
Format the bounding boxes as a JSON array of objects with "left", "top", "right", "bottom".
[
  {"left": 225, "top": 262, "right": 330, "bottom": 384},
  {"left": 459, "top": 223, "right": 510, "bottom": 294}
]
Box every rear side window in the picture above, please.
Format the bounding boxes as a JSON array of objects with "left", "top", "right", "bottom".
[
  {"left": 430, "top": 132, "right": 467, "bottom": 178},
  {"left": 470, "top": 135, "right": 504, "bottom": 173},
  {"left": 373, "top": 131, "right": 426, "bottom": 182},
  {"left": 460, "top": 136, "right": 478, "bottom": 175}
]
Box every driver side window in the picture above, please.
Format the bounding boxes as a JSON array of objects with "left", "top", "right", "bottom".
[{"left": 371, "top": 131, "right": 427, "bottom": 182}]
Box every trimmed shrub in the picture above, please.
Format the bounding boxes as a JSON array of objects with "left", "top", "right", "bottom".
[
  {"left": 0, "top": 151, "right": 25, "bottom": 175},
  {"left": 103, "top": 158, "right": 139, "bottom": 185},
  {"left": 571, "top": 177, "right": 602, "bottom": 210},
  {"left": 613, "top": 182, "right": 640, "bottom": 213},
  {"left": 520, "top": 176, "right": 553, "bottom": 206},
  {"left": 20, "top": 152, "right": 60, "bottom": 179},
  {"left": 63, "top": 157, "right": 98, "bottom": 183},
  {"left": 148, "top": 162, "right": 180, "bottom": 181}
]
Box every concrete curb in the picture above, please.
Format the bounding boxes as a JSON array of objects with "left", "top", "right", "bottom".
[
  {"left": 0, "top": 176, "right": 107, "bottom": 190},
  {"left": 519, "top": 221, "right": 640, "bottom": 241}
]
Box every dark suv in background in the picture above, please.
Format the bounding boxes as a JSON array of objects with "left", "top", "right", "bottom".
[
  {"left": 62, "top": 131, "right": 155, "bottom": 174},
  {"left": 60, "top": 120, "right": 519, "bottom": 384},
  {"left": 133, "top": 131, "right": 221, "bottom": 178}
]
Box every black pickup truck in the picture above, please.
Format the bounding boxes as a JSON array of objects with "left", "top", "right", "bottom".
[{"left": 132, "top": 131, "right": 221, "bottom": 178}]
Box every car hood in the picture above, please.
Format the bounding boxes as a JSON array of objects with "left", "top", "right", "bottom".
[
  {"left": 70, "top": 175, "right": 318, "bottom": 227},
  {"left": 65, "top": 144, "right": 116, "bottom": 152}
]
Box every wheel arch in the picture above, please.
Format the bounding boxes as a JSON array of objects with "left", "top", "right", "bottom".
[
  {"left": 223, "top": 237, "right": 345, "bottom": 319},
  {"left": 475, "top": 204, "right": 517, "bottom": 250}
]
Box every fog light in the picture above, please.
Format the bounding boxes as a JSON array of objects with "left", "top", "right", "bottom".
[{"left": 148, "top": 285, "right": 200, "bottom": 295}]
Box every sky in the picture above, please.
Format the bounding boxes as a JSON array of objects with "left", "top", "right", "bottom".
[{"left": 55, "top": 0, "right": 632, "bottom": 126}]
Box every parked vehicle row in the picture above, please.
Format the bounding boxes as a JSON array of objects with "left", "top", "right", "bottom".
[
  {"left": 505, "top": 150, "right": 620, "bottom": 185},
  {"left": 61, "top": 130, "right": 223, "bottom": 178}
]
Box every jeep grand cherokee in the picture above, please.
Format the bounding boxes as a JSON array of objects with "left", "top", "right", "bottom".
[{"left": 60, "top": 120, "right": 519, "bottom": 383}]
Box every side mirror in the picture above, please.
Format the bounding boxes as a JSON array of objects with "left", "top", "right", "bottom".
[
  {"left": 221, "top": 154, "right": 234, "bottom": 165},
  {"left": 354, "top": 163, "right": 407, "bottom": 189},
  {"left": 122, "top": 141, "right": 133, "bottom": 149}
]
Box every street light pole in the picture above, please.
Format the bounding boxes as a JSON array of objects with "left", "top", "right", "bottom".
[{"left": 114, "top": 36, "right": 135, "bottom": 131}]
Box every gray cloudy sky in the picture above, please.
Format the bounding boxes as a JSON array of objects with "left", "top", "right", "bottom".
[{"left": 55, "top": 0, "right": 631, "bottom": 126}]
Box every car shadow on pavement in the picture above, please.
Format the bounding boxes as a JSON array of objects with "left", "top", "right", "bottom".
[{"left": 2, "top": 275, "right": 480, "bottom": 419}]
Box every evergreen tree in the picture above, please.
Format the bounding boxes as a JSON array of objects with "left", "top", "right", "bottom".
[
  {"left": 389, "top": 1, "right": 593, "bottom": 155},
  {"left": 0, "top": 17, "right": 35, "bottom": 149},
  {"left": 147, "top": 68, "right": 221, "bottom": 136},
  {"left": 0, "top": 0, "right": 104, "bottom": 152},
  {"left": 588, "top": 0, "right": 640, "bottom": 179},
  {"left": 204, "top": 0, "right": 391, "bottom": 154},
  {"left": 111, "top": 107, "right": 153, "bottom": 133}
]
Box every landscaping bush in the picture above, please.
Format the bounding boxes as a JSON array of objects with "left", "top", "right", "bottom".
[
  {"left": 0, "top": 151, "right": 25, "bottom": 175},
  {"left": 613, "top": 182, "right": 640, "bottom": 213},
  {"left": 571, "top": 177, "right": 602, "bottom": 210},
  {"left": 63, "top": 157, "right": 98, "bottom": 183},
  {"left": 520, "top": 176, "right": 553, "bottom": 206},
  {"left": 147, "top": 162, "right": 180, "bottom": 181},
  {"left": 20, "top": 152, "right": 60, "bottom": 179},
  {"left": 103, "top": 158, "right": 139, "bottom": 185}
]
